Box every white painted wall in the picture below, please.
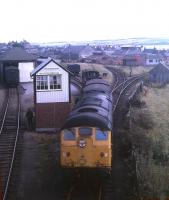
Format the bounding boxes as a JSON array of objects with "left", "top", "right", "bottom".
[
  {"left": 146, "top": 59, "right": 160, "bottom": 66},
  {"left": 36, "top": 61, "right": 69, "bottom": 103},
  {"left": 19, "top": 62, "right": 34, "bottom": 82}
]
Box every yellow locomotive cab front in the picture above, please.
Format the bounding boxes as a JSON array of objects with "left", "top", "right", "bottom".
[{"left": 60, "top": 127, "right": 112, "bottom": 168}]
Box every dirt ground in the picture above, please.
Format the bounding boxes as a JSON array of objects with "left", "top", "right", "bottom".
[
  {"left": 16, "top": 83, "right": 64, "bottom": 200},
  {"left": 17, "top": 131, "right": 62, "bottom": 200}
]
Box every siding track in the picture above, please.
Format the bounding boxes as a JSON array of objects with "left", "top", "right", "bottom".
[{"left": 0, "top": 88, "right": 21, "bottom": 200}]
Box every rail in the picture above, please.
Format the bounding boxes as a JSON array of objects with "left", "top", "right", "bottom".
[
  {"left": 65, "top": 182, "right": 104, "bottom": 200},
  {"left": 0, "top": 90, "right": 10, "bottom": 134},
  {"left": 98, "top": 185, "right": 103, "bottom": 200},
  {"left": 106, "top": 67, "right": 126, "bottom": 92},
  {"left": 112, "top": 74, "right": 145, "bottom": 113},
  {"left": 0, "top": 88, "right": 21, "bottom": 200}
]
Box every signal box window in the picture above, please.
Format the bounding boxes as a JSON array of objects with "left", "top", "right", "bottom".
[
  {"left": 64, "top": 129, "right": 76, "bottom": 140},
  {"left": 36, "top": 75, "right": 48, "bottom": 90},
  {"left": 95, "top": 129, "right": 108, "bottom": 140},
  {"left": 79, "top": 127, "right": 92, "bottom": 136},
  {"left": 36, "top": 75, "right": 62, "bottom": 90},
  {"left": 50, "top": 75, "right": 61, "bottom": 89}
]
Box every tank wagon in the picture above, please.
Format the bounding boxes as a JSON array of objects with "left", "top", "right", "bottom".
[
  {"left": 82, "top": 69, "right": 101, "bottom": 82},
  {"left": 4, "top": 66, "right": 19, "bottom": 87},
  {"left": 60, "top": 79, "right": 113, "bottom": 168}
]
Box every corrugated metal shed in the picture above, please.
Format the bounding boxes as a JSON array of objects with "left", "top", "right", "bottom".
[{"left": 149, "top": 62, "right": 169, "bottom": 84}]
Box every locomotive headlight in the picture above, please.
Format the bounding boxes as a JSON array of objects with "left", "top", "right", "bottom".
[
  {"left": 104, "top": 153, "right": 108, "bottom": 157},
  {"left": 78, "top": 139, "right": 86, "bottom": 148},
  {"left": 63, "top": 152, "right": 70, "bottom": 157},
  {"left": 100, "top": 152, "right": 108, "bottom": 158}
]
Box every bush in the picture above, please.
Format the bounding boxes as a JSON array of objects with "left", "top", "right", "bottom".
[{"left": 132, "top": 110, "right": 154, "bottom": 130}]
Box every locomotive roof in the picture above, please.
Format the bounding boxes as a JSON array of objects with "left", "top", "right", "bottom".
[
  {"left": 74, "top": 93, "right": 112, "bottom": 110},
  {"left": 62, "top": 88, "right": 113, "bottom": 131},
  {"left": 82, "top": 79, "right": 111, "bottom": 94},
  {"left": 62, "top": 111, "right": 112, "bottom": 130},
  {"left": 83, "top": 83, "right": 111, "bottom": 94}
]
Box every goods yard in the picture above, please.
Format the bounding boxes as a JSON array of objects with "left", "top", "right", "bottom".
[{"left": 0, "top": 63, "right": 145, "bottom": 200}]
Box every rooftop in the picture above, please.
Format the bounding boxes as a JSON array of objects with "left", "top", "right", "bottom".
[{"left": 0, "top": 47, "right": 37, "bottom": 62}]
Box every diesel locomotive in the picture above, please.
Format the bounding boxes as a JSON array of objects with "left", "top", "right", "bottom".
[{"left": 60, "top": 79, "right": 113, "bottom": 168}]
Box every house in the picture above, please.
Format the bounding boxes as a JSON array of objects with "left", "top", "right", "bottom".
[
  {"left": 164, "top": 51, "right": 169, "bottom": 65},
  {"left": 79, "top": 45, "right": 94, "bottom": 59},
  {"left": 61, "top": 45, "right": 85, "bottom": 61},
  {"left": 122, "top": 47, "right": 144, "bottom": 66},
  {"left": 30, "top": 58, "right": 81, "bottom": 132},
  {"left": 122, "top": 54, "right": 144, "bottom": 66},
  {"left": 143, "top": 47, "right": 158, "bottom": 54},
  {"left": 92, "top": 46, "right": 104, "bottom": 56},
  {"left": 145, "top": 53, "right": 163, "bottom": 66},
  {"left": 0, "top": 47, "right": 37, "bottom": 83},
  {"left": 149, "top": 62, "right": 169, "bottom": 85}
]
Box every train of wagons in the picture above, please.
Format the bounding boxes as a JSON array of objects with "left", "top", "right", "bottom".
[
  {"left": 4, "top": 66, "right": 19, "bottom": 87},
  {"left": 60, "top": 79, "right": 113, "bottom": 169}
]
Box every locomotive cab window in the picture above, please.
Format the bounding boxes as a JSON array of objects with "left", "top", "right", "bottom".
[
  {"left": 95, "top": 129, "right": 108, "bottom": 140},
  {"left": 63, "top": 129, "right": 76, "bottom": 140},
  {"left": 79, "top": 127, "right": 92, "bottom": 136}
]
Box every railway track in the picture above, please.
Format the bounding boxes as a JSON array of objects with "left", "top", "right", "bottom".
[
  {"left": 106, "top": 67, "right": 126, "bottom": 92},
  {"left": 65, "top": 181, "right": 103, "bottom": 200},
  {"left": 61, "top": 169, "right": 113, "bottom": 200},
  {"left": 0, "top": 87, "right": 22, "bottom": 200},
  {"left": 113, "top": 75, "right": 143, "bottom": 112},
  {"left": 59, "top": 169, "right": 112, "bottom": 200},
  {"left": 111, "top": 73, "right": 144, "bottom": 200},
  {"left": 63, "top": 173, "right": 100, "bottom": 200},
  {"left": 105, "top": 67, "right": 145, "bottom": 200}
]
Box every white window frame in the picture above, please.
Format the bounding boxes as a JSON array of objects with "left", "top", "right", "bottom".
[
  {"left": 36, "top": 74, "right": 62, "bottom": 91},
  {"left": 49, "top": 74, "right": 62, "bottom": 90},
  {"left": 36, "top": 75, "right": 48, "bottom": 90}
]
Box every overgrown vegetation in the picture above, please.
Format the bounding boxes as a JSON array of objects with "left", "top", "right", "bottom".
[
  {"left": 118, "top": 65, "right": 153, "bottom": 76},
  {"left": 129, "top": 85, "right": 169, "bottom": 199}
]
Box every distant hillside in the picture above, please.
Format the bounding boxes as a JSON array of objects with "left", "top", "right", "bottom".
[{"left": 35, "top": 37, "right": 169, "bottom": 47}]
